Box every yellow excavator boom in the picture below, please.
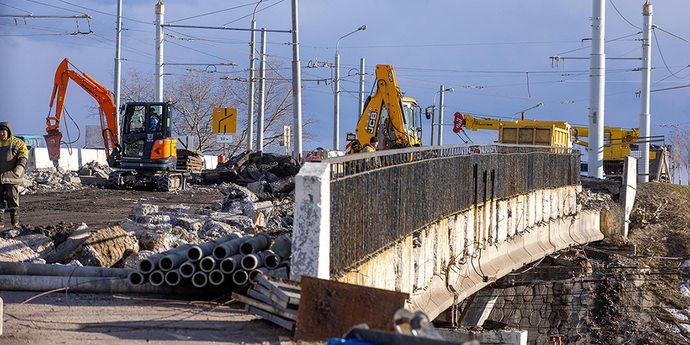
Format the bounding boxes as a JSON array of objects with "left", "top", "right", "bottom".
[{"left": 352, "top": 64, "right": 422, "bottom": 150}]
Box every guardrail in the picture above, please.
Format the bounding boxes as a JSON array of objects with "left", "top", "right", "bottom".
[{"left": 326, "top": 144, "right": 580, "bottom": 275}]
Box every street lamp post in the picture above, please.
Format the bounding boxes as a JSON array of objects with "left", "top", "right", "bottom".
[
  {"left": 333, "top": 25, "right": 366, "bottom": 150},
  {"left": 437, "top": 85, "right": 454, "bottom": 146}
]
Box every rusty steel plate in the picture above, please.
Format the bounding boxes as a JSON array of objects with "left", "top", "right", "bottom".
[{"left": 294, "top": 276, "right": 409, "bottom": 341}]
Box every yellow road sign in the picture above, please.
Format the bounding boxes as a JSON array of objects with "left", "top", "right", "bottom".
[{"left": 212, "top": 107, "right": 237, "bottom": 134}]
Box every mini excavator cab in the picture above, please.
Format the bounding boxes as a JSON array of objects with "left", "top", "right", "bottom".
[{"left": 113, "top": 102, "right": 177, "bottom": 171}]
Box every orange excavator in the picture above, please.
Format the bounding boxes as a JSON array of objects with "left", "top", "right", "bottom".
[{"left": 44, "top": 58, "right": 187, "bottom": 191}]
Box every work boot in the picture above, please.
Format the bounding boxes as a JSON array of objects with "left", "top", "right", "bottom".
[{"left": 9, "top": 209, "right": 18, "bottom": 228}]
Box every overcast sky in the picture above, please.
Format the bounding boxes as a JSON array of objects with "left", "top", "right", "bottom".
[{"left": 1, "top": 0, "right": 689, "bottom": 152}]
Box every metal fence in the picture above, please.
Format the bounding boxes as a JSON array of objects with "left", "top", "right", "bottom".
[{"left": 327, "top": 144, "right": 580, "bottom": 275}]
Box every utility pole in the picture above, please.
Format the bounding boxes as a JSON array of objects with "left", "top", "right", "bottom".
[
  {"left": 257, "top": 28, "right": 267, "bottom": 153},
  {"left": 247, "top": 19, "right": 256, "bottom": 152},
  {"left": 114, "top": 0, "right": 123, "bottom": 136},
  {"left": 333, "top": 50, "right": 340, "bottom": 149},
  {"left": 358, "top": 57, "right": 365, "bottom": 116},
  {"left": 588, "top": 0, "right": 606, "bottom": 178},
  {"left": 639, "top": 1, "right": 653, "bottom": 182},
  {"left": 247, "top": 2, "right": 262, "bottom": 152},
  {"left": 291, "top": 0, "right": 303, "bottom": 160},
  {"left": 155, "top": 0, "right": 164, "bottom": 102},
  {"left": 438, "top": 85, "right": 445, "bottom": 146}
]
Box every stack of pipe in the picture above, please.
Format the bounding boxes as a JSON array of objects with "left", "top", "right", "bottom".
[{"left": 128, "top": 232, "right": 291, "bottom": 292}]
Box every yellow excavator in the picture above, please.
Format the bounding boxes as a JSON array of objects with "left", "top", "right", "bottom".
[
  {"left": 346, "top": 64, "right": 423, "bottom": 153},
  {"left": 454, "top": 112, "right": 669, "bottom": 180}
]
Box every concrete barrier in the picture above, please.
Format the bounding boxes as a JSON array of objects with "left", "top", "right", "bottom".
[
  {"left": 203, "top": 155, "right": 218, "bottom": 170},
  {"left": 28, "top": 147, "right": 218, "bottom": 172},
  {"left": 79, "top": 148, "right": 108, "bottom": 167}
]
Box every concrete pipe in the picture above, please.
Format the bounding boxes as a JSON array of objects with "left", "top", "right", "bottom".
[
  {"left": 127, "top": 271, "right": 146, "bottom": 286},
  {"left": 149, "top": 271, "right": 165, "bottom": 286},
  {"left": 0, "top": 262, "right": 134, "bottom": 278},
  {"left": 191, "top": 271, "right": 208, "bottom": 288},
  {"left": 165, "top": 269, "right": 182, "bottom": 286},
  {"left": 241, "top": 250, "right": 276, "bottom": 270},
  {"left": 212, "top": 235, "right": 250, "bottom": 260},
  {"left": 179, "top": 261, "right": 196, "bottom": 278},
  {"left": 187, "top": 233, "right": 241, "bottom": 261},
  {"left": 262, "top": 250, "right": 281, "bottom": 269},
  {"left": 138, "top": 253, "right": 165, "bottom": 274},
  {"left": 231, "top": 270, "right": 249, "bottom": 286},
  {"left": 248, "top": 267, "right": 268, "bottom": 283},
  {"left": 208, "top": 270, "right": 225, "bottom": 286},
  {"left": 220, "top": 254, "right": 243, "bottom": 274},
  {"left": 240, "top": 234, "right": 269, "bottom": 255},
  {"left": 159, "top": 252, "right": 188, "bottom": 271},
  {"left": 199, "top": 256, "right": 217, "bottom": 272},
  {"left": 0, "top": 274, "right": 200, "bottom": 294},
  {"left": 269, "top": 233, "right": 292, "bottom": 258}
]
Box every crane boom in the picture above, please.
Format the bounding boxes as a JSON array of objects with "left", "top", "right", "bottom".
[{"left": 44, "top": 58, "right": 119, "bottom": 164}]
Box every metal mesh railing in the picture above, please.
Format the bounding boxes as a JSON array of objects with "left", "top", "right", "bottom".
[
  {"left": 325, "top": 144, "right": 576, "bottom": 181},
  {"left": 328, "top": 145, "right": 580, "bottom": 275}
]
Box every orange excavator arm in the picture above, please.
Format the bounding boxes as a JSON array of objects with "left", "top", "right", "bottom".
[{"left": 44, "top": 58, "right": 119, "bottom": 164}]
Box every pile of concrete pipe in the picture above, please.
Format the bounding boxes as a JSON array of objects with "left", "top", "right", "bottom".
[
  {"left": 0, "top": 262, "right": 182, "bottom": 294},
  {"left": 129, "top": 232, "right": 291, "bottom": 291}
]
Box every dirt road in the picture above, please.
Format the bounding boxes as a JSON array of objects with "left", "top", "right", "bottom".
[
  {"left": 0, "top": 291, "right": 292, "bottom": 344},
  {"left": 18, "top": 187, "right": 223, "bottom": 229}
]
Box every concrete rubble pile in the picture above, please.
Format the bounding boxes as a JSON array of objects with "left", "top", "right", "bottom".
[
  {"left": 19, "top": 168, "right": 82, "bottom": 195},
  {"left": 2, "top": 182, "right": 294, "bottom": 276},
  {"left": 128, "top": 232, "right": 291, "bottom": 293},
  {"left": 204, "top": 152, "right": 300, "bottom": 200},
  {"left": 77, "top": 161, "right": 113, "bottom": 179}
]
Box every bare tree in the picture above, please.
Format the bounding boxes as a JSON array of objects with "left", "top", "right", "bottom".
[
  {"left": 668, "top": 126, "right": 690, "bottom": 185},
  {"left": 121, "top": 61, "right": 315, "bottom": 155}
]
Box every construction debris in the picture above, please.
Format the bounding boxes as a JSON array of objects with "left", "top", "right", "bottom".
[
  {"left": 77, "top": 161, "right": 113, "bottom": 179},
  {"left": 177, "top": 149, "right": 205, "bottom": 172},
  {"left": 233, "top": 275, "right": 300, "bottom": 330},
  {"left": 203, "top": 152, "right": 299, "bottom": 199},
  {"left": 19, "top": 168, "right": 81, "bottom": 195}
]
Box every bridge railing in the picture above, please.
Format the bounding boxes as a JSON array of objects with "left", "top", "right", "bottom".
[
  {"left": 290, "top": 144, "right": 580, "bottom": 280},
  {"left": 325, "top": 144, "right": 580, "bottom": 275}
]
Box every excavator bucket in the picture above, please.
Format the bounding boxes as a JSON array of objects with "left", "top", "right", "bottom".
[{"left": 44, "top": 129, "right": 62, "bottom": 167}]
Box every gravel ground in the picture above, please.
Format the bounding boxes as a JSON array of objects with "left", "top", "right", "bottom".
[
  {"left": 13, "top": 186, "right": 223, "bottom": 229},
  {"left": 0, "top": 291, "right": 292, "bottom": 344}
]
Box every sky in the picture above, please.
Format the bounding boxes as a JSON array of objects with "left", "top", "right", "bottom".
[{"left": 1, "top": 0, "right": 689, "bottom": 157}]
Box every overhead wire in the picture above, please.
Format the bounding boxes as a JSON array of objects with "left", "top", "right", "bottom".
[
  {"left": 167, "top": 1, "right": 261, "bottom": 24},
  {"left": 55, "top": 0, "right": 151, "bottom": 25},
  {"left": 653, "top": 28, "right": 681, "bottom": 79},
  {"left": 608, "top": 0, "right": 641, "bottom": 30},
  {"left": 654, "top": 25, "right": 690, "bottom": 46},
  {"left": 221, "top": 0, "right": 287, "bottom": 26},
  {"left": 0, "top": 1, "right": 32, "bottom": 13},
  {"left": 22, "top": 0, "right": 83, "bottom": 14}
]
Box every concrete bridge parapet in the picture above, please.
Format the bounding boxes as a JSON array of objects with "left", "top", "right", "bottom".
[{"left": 290, "top": 145, "right": 602, "bottom": 319}]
